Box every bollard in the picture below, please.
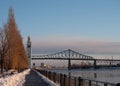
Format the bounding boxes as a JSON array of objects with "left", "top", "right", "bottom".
[
  {"left": 78, "top": 77, "right": 83, "bottom": 86},
  {"left": 44, "top": 70, "right": 46, "bottom": 76},
  {"left": 61, "top": 74, "right": 64, "bottom": 86},
  {"left": 47, "top": 71, "right": 48, "bottom": 77},
  {"left": 50, "top": 72, "right": 52, "bottom": 80},
  {"left": 53, "top": 72, "right": 55, "bottom": 81},
  {"left": 104, "top": 83, "right": 107, "bottom": 86},
  {"left": 53, "top": 72, "right": 55, "bottom": 82},
  {"left": 63, "top": 74, "right": 67, "bottom": 86},
  {"left": 51, "top": 72, "right": 53, "bottom": 81},
  {"left": 68, "top": 72, "right": 71, "bottom": 86},
  {"left": 62, "top": 74, "right": 64, "bottom": 86},
  {"left": 46, "top": 71, "right": 48, "bottom": 77},
  {"left": 58, "top": 74, "right": 60, "bottom": 84},
  {"left": 54, "top": 72, "right": 56, "bottom": 83},
  {"left": 58, "top": 73, "right": 60, "bottom": 83},
  {"left": 74, "top": 77, "right": 76, "bottom": 86},
  {"left": 116, "top": 83, "right": 120, "bottom": 86},
  {"left": 45, "top": 70, "right": 47, "bottom": 77},
  {"left": 89, "top": 80, "right": 91, "bottom": 86},
  {"left": 47, "top": 71, "right": 49, "bottom": 79},
  {"left": 43, "top": 70, "right": 44, "bottom": 75},
  {"left": 60, "top": 73, "right": 62, "bottom": 86},
  {"left": 48, "top": 72, "right": 51, "bottom": 79},
  {"left": 43, "top": 70, "right": 45, "bottom": 75}
]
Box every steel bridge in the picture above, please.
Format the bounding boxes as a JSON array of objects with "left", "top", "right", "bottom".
[{"left": 32, "top": 49, "right": 120, "bottom": 69}]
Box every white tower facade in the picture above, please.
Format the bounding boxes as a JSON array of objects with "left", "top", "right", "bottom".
[{"left": 27, "top": 36, "right": 32, "bottom": 68}]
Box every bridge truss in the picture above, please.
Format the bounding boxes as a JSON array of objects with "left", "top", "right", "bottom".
[
  {"left": 32, "top": 49, "right": 94, "bottom": 60},
  {"left": 32, "top": 49, "right": 120, "bottom": 69}
]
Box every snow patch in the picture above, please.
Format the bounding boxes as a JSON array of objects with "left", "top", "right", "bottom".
[
  {"left": 0, "top": 69, "right": 30, "bottom": 86},
  {"left": 35, "top": 70, "right": 60, "bottom": 86}
]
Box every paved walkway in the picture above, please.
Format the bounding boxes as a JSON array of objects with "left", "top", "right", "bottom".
[{"left": 23, "top": 70, "right": 50, "bottom": 86}]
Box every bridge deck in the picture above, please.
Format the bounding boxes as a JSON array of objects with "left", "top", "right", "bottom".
[{"left": 23, "top": 69, "right": 49, "bottom": 86}]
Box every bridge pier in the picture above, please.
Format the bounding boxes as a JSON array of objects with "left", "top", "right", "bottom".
[
  {"left": 68, "top": 49, "right": 71, "bottom": 70},
  {"left": 94, "top": 60, "right": 97, "bottom": 68},
  {"left": 110, "top": 61, "right": 112, "bottom": 66},
  {"left": 68, "top": 59, "right": 71, "bottom": 70}
]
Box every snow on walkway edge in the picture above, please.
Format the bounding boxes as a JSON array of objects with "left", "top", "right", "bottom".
[{"left": 34, "top": 70, "right": 60, "bottom": 86}]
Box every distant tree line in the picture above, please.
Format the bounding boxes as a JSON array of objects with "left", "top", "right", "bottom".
[{"left": 0, "top": 7, "right": 28, "bottom": 73}]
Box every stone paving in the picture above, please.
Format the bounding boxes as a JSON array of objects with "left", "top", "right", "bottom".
[{"left": 23, "top": 70, "right": 50, "bottom": 86}]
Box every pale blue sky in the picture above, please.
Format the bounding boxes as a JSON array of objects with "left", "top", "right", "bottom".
[{"left": 0, "top": 0, "right": 120, "bottom": 54}]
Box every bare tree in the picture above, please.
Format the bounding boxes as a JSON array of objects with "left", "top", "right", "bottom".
[{"left": 0, "top": 25, "right": 9, "bottom": 73}]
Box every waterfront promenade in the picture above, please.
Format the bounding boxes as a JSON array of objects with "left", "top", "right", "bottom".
[{"left": 23, "top": 70, "right": 50, "bottom": 86}]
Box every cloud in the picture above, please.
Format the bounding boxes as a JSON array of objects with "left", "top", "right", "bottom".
[{"left": 27, "top": 36, "right": 120, "bottom": 54}]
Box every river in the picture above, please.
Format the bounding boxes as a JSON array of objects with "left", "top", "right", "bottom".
[{"left": 49, "top": 68, "right": 120, "bottom": 84}]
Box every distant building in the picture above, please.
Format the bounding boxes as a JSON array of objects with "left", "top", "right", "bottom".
[
  {"left": 41, "top": 63, "right": 46, "bottom": 68},
  {"left": 40, "top": 63, "right": 52, "bottom": 69}
]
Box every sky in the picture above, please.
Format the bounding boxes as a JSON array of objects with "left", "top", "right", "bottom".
[{"left": 0, "top": 0, "right": 120, "bottom": 54}]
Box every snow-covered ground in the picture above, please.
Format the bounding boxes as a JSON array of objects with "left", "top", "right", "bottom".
[
  {"left": 0, "top": 69, "right": 30, "bottom": 86},
  {"left": 0, "top": 69, "right": 59, "bottom": 86}
]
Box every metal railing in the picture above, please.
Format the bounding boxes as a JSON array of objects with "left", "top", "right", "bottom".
[{"left": 36, "top": 69, "right": 117, "bottom": 86}]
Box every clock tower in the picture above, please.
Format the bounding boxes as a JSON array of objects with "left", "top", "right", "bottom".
[{"left": 27, "top": 36, "right": 32, "bottom": 68}]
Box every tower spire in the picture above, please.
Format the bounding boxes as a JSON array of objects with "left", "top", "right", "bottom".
[{"left": 28, "top": 36, "right": 30, "bottom": 41}]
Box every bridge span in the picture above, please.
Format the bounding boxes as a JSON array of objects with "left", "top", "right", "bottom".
[{"left": 32, "top": 49, "right": 120, "bottom": 69}]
